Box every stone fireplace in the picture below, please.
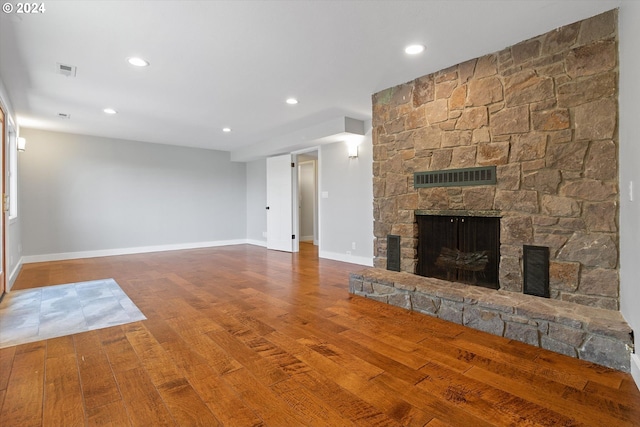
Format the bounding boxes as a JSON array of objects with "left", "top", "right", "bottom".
[
  {"left": 372, "top": 9, "right": 619, "bottom": 311},
  {"left": 350, "top": 9, "right": 634, "bottom": 371}
]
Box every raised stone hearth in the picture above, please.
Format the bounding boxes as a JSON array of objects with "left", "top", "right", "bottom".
[{"left": 350, "top": 268, "right": 633, "bottom": 372}]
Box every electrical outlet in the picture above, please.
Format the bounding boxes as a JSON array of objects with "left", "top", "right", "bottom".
[
  {"left": 352, "top": 242, "right": 356, "bottom": 250},
  {"left": 262, "top": 231, "right": 267, "bottom": 238}
]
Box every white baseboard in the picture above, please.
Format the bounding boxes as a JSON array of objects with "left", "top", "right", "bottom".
[
  {"left": 18, "top": 241, "right": 372, "bottom": 266},
  {"left": 7, "top": 256, "right": 24, "bottom": 291},
  {"left": 245, "top": 239, "right": 267, "bottom": 248},
  {"left": 17, "top": 242, "right": 370, "bottom": 276},
  {"left": 300, "top": 235, "right": 314, "bottom": 242},
  {"left": 319, "top": 250, "right": 373, "bottom": 266},
  {"left": 21, "top": 239, "right": 252, "bottom": 264},
  {"left": 631, "top": 354, "right": 640, "bottom": 391}
]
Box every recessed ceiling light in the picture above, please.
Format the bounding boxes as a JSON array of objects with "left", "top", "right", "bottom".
[
  {"left": 405, "top": 44, "right": 425, "bottom": 55},
  {"left": 103, "top": 108, "right": 117, "bottom": 114},
  {"left": 222, "top": 127, "right": 231, "bottom": 132},
  {"left": 127, "top": 57, "right": 149, "bottom": 67},
  {"left": 286, "top": 98, "right": 298, "bottom": 105}
]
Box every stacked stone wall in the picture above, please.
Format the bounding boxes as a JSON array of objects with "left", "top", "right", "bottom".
[{"left": 372, "top": 10, "right": 619, "bottom": 310}]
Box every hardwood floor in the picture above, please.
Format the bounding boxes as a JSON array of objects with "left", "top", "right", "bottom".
[{"left": 2, "top": 243, "right": 639, "bottom": 426}]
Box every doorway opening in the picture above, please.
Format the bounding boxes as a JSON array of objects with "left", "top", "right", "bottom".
[{"left": 297, "top": 151, "right": 318, "bottom": 247}]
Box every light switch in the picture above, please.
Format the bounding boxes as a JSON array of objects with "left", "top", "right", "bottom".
[{"left": 321, "top": 191, "right": 329, "bottom": 198}]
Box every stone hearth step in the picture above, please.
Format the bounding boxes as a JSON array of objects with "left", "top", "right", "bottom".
[{"left": 349, "top": 268, "right": 634, "bottom": 372}]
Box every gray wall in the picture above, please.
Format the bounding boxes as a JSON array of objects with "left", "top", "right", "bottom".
[
  {"left": 19, "top": 129, "right": 246, "bottom": 258},
  {"left": 618, "top": 1, "right": 640, "bottom": 383},
  {"left": 245, "top": 158, "right": 267, "bottom": 245},
  {"left": 319, "top": 129, "right": 374, "bottom": 265}
]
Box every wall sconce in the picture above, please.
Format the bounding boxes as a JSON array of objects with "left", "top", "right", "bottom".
[
  {"left": 17, "top": 137, "right": 26, "bottom": 152},
  {"left": 348, "top": 142, "right": 358, "bottom": 158}
]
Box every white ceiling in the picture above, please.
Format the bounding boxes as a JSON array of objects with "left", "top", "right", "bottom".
[{"left": 0, "top": 0, "right": 621, "bottom": 159}]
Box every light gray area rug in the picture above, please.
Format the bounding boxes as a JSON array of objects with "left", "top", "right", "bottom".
[{"left": 0, "top": 278, "right": 146, "bottom": 349}]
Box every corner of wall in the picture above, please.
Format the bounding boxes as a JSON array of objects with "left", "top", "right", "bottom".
[
  {"left": 631, "top": 354, "right": 640, "bottom": 392},
  {"left": 7, "top": 256, "right": 23, "bottom": 292},
  {"left": 319, "top": 250, "right": 373, "bottom": 267},
  {"left": 619, "top": 0, "right": 640, "bottom": 393}
]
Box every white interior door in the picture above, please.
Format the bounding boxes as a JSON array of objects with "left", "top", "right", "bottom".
[{"left": 266, "top": 154, "right": 294, "bottom": 252}]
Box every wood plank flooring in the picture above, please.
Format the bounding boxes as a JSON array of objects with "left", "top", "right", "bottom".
[{"left": 2, "top": 243, "right": 639, "bottom": 426}]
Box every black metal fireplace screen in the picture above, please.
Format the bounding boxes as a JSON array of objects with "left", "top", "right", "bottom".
[{"left": 417, "top": 215, "right": 500, "bottom": 289}]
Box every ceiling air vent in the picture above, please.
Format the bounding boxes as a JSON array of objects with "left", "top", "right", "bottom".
[
  {"left": 56, "top": 63, "right": 77, "bottom": 77},
  {"left": 414, "top": 166, "right": 496, "bottom": 188},
  {"left": 57, "top": 113, "right": 71, "bottom": 119}
]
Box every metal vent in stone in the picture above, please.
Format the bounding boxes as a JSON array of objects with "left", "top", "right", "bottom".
[
  {"left": 387, "top": 235, "right": 401, "bottom": 272},
  {"left": 523, "top": 245, "right": 550, "bottom": 298},
  {"left": 414, "top": 166, "right": 496, "bottom": 188}
]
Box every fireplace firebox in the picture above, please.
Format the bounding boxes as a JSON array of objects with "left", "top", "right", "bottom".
[{"left": 417, "top": 214, "right": 500, "bottom": 289}]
